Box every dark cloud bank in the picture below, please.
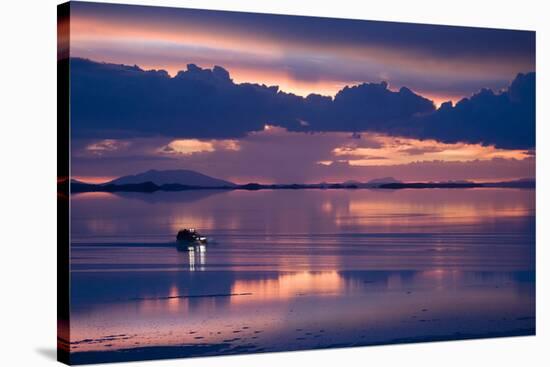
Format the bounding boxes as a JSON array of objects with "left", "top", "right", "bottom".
[{"left": 71, "top": 58, "right": 535, "bottom": 149}]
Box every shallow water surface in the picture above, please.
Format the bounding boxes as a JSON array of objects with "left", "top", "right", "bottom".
[{"left": 69, "top": 189, "right": 535, "bottom": 363}]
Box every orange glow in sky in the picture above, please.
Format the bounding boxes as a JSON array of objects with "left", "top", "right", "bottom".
[
  {"left": 331, "top": 134, "right": 531, "bottom": 166},
  {"left": 68, "top": 13, "right": 530, "bottom": 102},
  {"left": 66, "top": 4, "right": 535, "bottom": 185},
  {"left": 72, "top": 176, "right": 116, "bottom": 184}
]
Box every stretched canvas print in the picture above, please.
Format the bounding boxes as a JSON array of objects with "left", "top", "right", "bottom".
[{"left": 57, "top": 1, "right": 536, "bottom": 364}]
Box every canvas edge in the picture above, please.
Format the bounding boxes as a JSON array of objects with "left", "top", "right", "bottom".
[{"left": 57, "top": 1, "right": 71, "bottom": 365}]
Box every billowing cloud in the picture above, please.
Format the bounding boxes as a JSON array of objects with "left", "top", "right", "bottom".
[
  {"left": 413, "top": 73, "right": 536, "bottom": 149},
  {"left": 71, "top": 58, "right": 300, "bottom": 140},
  {"left": 71, "top": 58, "right": 535, "bottom": 149},
  {"left": 296, "top": 82, "right": 435, "bottom": 133},
  {"left": 69, "top": 1, "right": 535, "bottom": 100}
]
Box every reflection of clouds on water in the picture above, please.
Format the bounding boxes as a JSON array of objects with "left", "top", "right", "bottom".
[
  {"left": 106, "top": 190, "right": 225, "bottom": 204},
  {"left": 230, "top": 271, "right": 344, "bottom": 303},
  {"left": 69, "top": 267, "right": 535, "bottom": 355},
  {"left": 71, "top": 189, "right": 535, "bottom": 244},
  {"left": 68, "top": 188, "right": 535, "bottom": 358}
]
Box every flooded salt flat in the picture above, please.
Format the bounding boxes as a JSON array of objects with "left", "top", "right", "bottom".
[{"left": 69, "top": 189, "right": 535, "bottom": 363}]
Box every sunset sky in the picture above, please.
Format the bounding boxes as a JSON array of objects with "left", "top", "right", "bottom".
[{"left": 67, "top": 1, "right": 536, "bottom": 184}]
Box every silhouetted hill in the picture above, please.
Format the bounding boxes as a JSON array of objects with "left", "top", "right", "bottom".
[
  {"left": 378, "top": 179, "right": 535, "bottom": 189},
  {"left": 379, "top": 182, "right": 482, "bottom": 189},
  {"left": 108, "top": 169, "right": 235, "bottom": 187},
  {"left": 483, "top": 178, "right": 535, "bottom": 188}
]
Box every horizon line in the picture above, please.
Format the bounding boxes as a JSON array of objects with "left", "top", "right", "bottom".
[{"left": 68, "top": 176, "right": 536, "bottom": 187}]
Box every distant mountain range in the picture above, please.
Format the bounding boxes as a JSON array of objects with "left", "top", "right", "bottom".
[
  {"left": 68, "top": 169, "right": 535, "bottom": 193},
  {"left": 377, "top": 178, "right": 536, "bottom": 189},
  {"left": 107, "top": 169, "right": 235, "bottom": 187}
]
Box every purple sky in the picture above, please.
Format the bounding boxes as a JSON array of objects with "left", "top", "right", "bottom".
[{"left": 66, "top": 2, "right": 535, "bottom": 184}]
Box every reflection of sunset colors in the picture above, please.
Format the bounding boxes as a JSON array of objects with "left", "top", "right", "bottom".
[
  {"left": 341, "top": 189, "right": 533, "bottom": 228},
  {"left": 69, "top": 267, "right": 534, "bottom": 354},
  {"left": 71, "top": 189, "right": 535, "bottom": 272},
  {"left": 230, "top": 272, "right": 344, "bottom": 303},
  {"left": 68, "top": 177, "right": 535, "bottom": 359},
  {"left": 71, "top": 188, "right": 535, "bottom": 240}
]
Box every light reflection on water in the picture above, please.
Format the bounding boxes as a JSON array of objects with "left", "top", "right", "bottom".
[
  {"left": 69, "top": 189, "right": 535, "bottom": 361},
  {"left": 187, "top": 245, "right": 207, "bottom": 272}
]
